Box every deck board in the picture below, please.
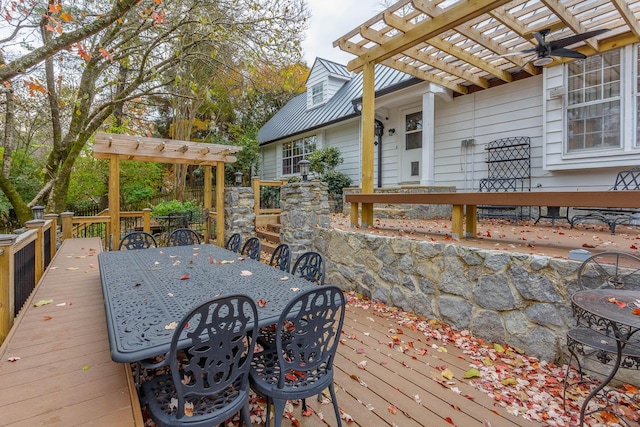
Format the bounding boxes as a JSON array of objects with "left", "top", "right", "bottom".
[
  {"left": 0, "top": 238, "right": 548, "bottom": 427},
  {"left": 0, "top": 238, "right": 142, "bottom": 427}
]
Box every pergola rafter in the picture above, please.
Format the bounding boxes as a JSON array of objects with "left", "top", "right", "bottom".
[{"left": 92, "top": 133, "right": 242, "bottom": 249}]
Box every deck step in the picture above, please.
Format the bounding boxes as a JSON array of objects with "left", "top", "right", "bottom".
[{"left": 257, "top": 228, "right": 280, "bottom": 244}]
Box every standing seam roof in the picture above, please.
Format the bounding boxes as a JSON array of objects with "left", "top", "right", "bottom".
[{"left": 258, "top": 62, "right": 420, "bottom": 145}]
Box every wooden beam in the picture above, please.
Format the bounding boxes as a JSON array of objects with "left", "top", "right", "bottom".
[
  {"left": 347, "top": 0, "right": 512, "bottom": 72},
  {"left": 381, "top": 10, "right": 512, "bottom": 84},
  {"left": 204, "top": 166, "right": 212, "bottom": 244},
  {"left": 540, "top": 0, "right": 600, "bottom": 51},
  {"left": 412, "top": 0, "right": 538, "bottom": 76},
  {"left": 109, "top": 155, "right": 120, "bottom": 251},
  {"left": 216, "top": 162, "right": 225, "bottom": 247},
  {"left": 611, "top": 0, "right": 640, "bottom": 39},
  {"left": 361, "top": 62, "right": 375, "bottom": 227}
]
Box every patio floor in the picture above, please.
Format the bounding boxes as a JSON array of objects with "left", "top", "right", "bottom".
[{"left": 0, "top": 236, "right": 636, "bottom": 426}]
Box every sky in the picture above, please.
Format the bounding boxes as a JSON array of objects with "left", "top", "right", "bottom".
[{"left": 301, "top": 0, "right": 386, "bottom": 66}]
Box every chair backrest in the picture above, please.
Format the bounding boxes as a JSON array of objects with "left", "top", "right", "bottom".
[
  {"left": 291, "top": 251, "right": 326, "bottom": 285},
  {"left": 578, "top": 252, "right": 640, "bottom": 290},
  {"left": 269, "top": 243, "right": 291, "bottom": 272},
  {"left": 167, "top": 228, "right": 201, "bottom": 246},
  {"left": 241, "top": 237, "right": 262, "bottom": 261},
  {"left": 169, "top": 295, "right": 258, "bottom": 420},
  {"left": 274, "top": 286, "right": 345, "bottom": 389},
  {"left": 119, "top": 231, "right": 157, "bottom": 250},
  {"left": 225, "top": 233, "right": 242, "bottom": 253}
]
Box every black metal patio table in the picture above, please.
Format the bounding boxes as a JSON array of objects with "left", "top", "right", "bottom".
[
  {"left": 570, "top": 289, "right": 640, "bottom": 425},
  {"left": 98, "top": 244, "right": 316, "bottom": 363}
]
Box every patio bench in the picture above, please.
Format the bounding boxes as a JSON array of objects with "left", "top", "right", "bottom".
[
  {"left": 569, "top": 167, "right": 640, "bottom": 234},
  {"left": 477, "top": 177, "right": 528, "bottom": 223}
]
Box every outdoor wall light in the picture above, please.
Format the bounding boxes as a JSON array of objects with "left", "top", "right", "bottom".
[
  {"left": 388, "top": 128, "right": 395, "bottom": 136},
  {"left": 31, "top": 205, "right": 45, "bottom": 220},
  {"left": 235, "top": 171, "right": 243, "bottom": 187},
  {"left": 298, "top": 159, "right": 310, "bottom": 182}
]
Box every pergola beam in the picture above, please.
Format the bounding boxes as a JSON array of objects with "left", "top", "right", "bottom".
[{"left": 347, "top": 0, "right": 513, "bottom": 73}]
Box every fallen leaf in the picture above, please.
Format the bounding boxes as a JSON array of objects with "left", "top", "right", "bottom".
[
  {"left": 34, "top": 299, "right": 54, "bottom": 307},
  {"left": 463, "top": 368, "right": 481, "bottom": 379},
  {"left": 441, "top": 368, "right": 454, "bottom": 380},
  {"left": 7, "top": 356, "right": 21, "bottom": 362},
  {"left": 165, "top": 321, "right": 178, "bottom": 330},
  {"left": 240, "top": 270, "right": 253, "bottom": 276},
  {"left": 257, "top": 299, "right": 267, "bottom": 307},
  {"left": 179, "top": 273, "right": 190, "bottom": 280}
]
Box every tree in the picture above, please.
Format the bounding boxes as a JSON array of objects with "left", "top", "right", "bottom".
[{"left": 0, "top": 0, "right": 309, "bottom": 224}]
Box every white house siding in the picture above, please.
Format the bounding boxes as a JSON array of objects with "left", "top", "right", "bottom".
[
  {"left": 323, "top": 120, "right": 362, "bottom": 185},
  {"left": 431, "top": 76, "right": 544, "bottom": 191},
  {"left": 305, "top": 66, "right": 329, "bottom": 110},
  {"left": 260, "top": 144, "right": 278, "bottom": 180},
  {"left": 544, "top": 45, "right": 640, "bottom": 181}
]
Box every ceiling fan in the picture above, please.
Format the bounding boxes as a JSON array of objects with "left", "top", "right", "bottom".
[{"left": 504, "top": 28, "right": 610, "bottom": 67}]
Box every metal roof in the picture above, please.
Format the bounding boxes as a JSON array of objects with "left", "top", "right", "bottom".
[
  {"left": 333, "top": 0, "right": 640, "bottom": 95},
  {"left": 258, "top": 63, "right": 420, "bottom": 145}
]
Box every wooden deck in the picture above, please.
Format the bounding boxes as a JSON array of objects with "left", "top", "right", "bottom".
[
  {"left": 0, "top": 238, "right": 547, "bottom": 427},
  {"left": 0, "top": 238, "right": 143, "bottom": 427}
]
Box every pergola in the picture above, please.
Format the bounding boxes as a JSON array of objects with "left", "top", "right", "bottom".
[
  {"left": 92, "top": 133, "right": 242, "bottom": 249},
  {"left": 334, "top": 0, "right": 640, "bottom": 227}
]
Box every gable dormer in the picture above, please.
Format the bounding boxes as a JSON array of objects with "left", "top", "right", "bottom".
[{"left": 306, "top": 58, "right": 352, "bottom": 110}]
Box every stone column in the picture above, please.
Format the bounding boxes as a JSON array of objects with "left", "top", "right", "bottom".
[
  {"left": 224, "top": 187, "right": 255, "bottom": 244},
  {"left": 280, "top": 181, "right": 331, "bottom": 257}
]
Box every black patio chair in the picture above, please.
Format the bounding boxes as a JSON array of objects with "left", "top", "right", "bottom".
[
  {"left": 268, "top": 243, "right": 291, "bottom": 273},
  {"left": 118, "top": 231, "right": 157, "bottom": 250},
  {"left": 240, "top": 236, "right": 262, "bottom": 261},
  {"left": 166, "top": 228, "right": 201, "bottom": 247},
  {"left": 291, "top": 251, "right": 326, "bottom": 286},
  {"left": 250, "top": 286, "right": 345, "bottom": 427},
  {"left": 225, "top": 233, "right": 242, "bottom": 253},
  {"left": 142, "top": 295, "right": 258, "bottom": 427}
]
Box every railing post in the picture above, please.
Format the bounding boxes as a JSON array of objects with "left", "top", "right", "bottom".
[
  {"left": 45, "top": 214, "right": 58, "bottom": 259},
  {"left": 61, "top": 212, "right": 74, "bottom": 241},
  {"left": 0, "top": 234, "right": 17, "bottom": 344},
  {"left": 142, "top": 208, "right": 152, "bottom": 233},
  {"left": 252, "top": 177, "right": 261, "bottom": 216},
  {"left": 25, "top": 220, "right": 45, "bottom": 285}
]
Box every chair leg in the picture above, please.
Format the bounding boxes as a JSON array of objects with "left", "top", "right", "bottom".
[
  {"left": 329, "top": 383, "right": 342, "bottom": 427},
  {"left": 271, "top": 398, "right": 286, "bottom": 427},
  {"left": 240, "top": 403, "right": 251, "bottom": 427}
]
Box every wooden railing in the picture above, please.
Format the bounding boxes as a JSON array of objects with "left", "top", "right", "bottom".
[
  {"left": 252, "top": 177, "right": 286, "bottom": 216},
  {"left": 0, "top": 216, "right": 57, "bottom": 344}
]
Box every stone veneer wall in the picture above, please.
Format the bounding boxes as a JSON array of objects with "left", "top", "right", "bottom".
[
  {"left": 342, "top": 186, "right": 456, "bottom": 219},
  {"left": 224, "top": 187, "right": 255, "bottom": 243},
  {"left": 313, "top": 228, "right": 581, "bottom": 363},
  {"left": 280, "top": 181, "right": 331, "bottom": 257}
]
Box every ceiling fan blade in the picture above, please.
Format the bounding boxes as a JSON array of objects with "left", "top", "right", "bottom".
[
  {"left": 549, "top": 48, "right": 586, "bottom": 59},
  {"left": 533, "top": 31, "right": 547, "bottom": 46},
  {"left": 548, "top": 28, "right": 610, "bottom": 50},
  {"left": 499, "top": 47, "right": 536, "bottom": 57}
]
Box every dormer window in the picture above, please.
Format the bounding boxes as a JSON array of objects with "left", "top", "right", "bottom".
[{"left": 311, "top": 82, "right": 324, "bottom": 106}]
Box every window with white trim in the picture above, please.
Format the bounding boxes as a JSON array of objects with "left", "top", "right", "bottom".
[
  {"left": 311, "top": 82, "right": 324, "bottom": 106},
  {"left": 282, "top": 136, "right": 317, "bottom": 175},
  {"left": 566, "top": 50, "right": 621, "bottom": 153},
  {"left": 405, "top": 111, "right": 422, "bottom": 150}
]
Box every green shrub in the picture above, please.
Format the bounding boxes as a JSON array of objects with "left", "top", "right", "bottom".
[
  {"left": 151, "top": 199, "right": 198, "bottom": 217},
  {"left": 321, "top": 170, "right": 352, "bottom": 196}
]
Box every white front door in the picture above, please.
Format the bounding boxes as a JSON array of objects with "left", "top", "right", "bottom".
[{"left": 400, "top": 109, "right": 423, "bottom": 183}]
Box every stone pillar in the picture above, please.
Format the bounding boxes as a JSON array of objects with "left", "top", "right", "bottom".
[
  {"left": 280, "top": 181, "right": 331, "bottom": 257},
  {"left": 224, "top": 187, "right": 255, "bottom": 244}
]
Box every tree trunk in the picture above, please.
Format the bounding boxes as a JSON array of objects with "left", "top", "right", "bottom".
[{"left": 0, "top": 174, "right": 30, "bottom": 223}]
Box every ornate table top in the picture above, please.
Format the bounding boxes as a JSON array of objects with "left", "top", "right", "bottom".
[
  {"left": 571, "top": 289, "right": 640, "bottom": 330},
  {"left": 98, "top": 244, "right": 316, "bottom": 363}
]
